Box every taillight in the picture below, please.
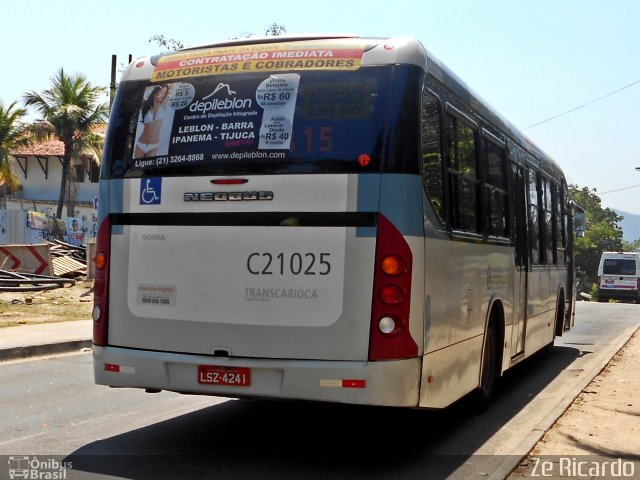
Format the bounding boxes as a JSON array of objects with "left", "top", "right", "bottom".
[
  {"left": 596, "top": 276, "right": 601, "bottom": 286},
  {"left": 92, "top": 216, "right": 111, "bottom": 346},
  {"left": 379, "top": 284, "right": 406, "bottom": 305},
  {"left": 369, "top": 214, "right": 418, "bottom": 361},
  {"left": 637, "top": 278, "right": 640, "bottom": 290},
  {"left": 381, "top": 255, "right": 407, "bottom": 276}
]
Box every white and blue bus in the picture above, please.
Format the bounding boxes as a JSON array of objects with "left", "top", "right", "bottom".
[{"left": 93, "top": 35, "right": 576, "bottom": 409}]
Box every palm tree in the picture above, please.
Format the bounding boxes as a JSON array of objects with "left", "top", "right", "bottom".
[
  {"left": 24, "top": 68, "right": 108, "bottom": 219},
  {"left": 0, "top": 101, "right": 30, "bottom": 205}
]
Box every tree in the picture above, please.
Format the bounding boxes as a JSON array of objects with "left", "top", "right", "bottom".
[
  {"left": 569, "top": 185, "right": 624, "bottom": 291},
  {"left": 622, "top": 238, "right": 640, "bottom": 252},
  {"left": 151, "top": 24, "right": 288, "bottom": 48},
  {"left": 149, "top": 35, "right": 184, "bottom": 53},
  {"left": 0, "top": 101, "right": 30, "bottom": 202},
  {"left": 24, "top": 69, "right": 108, "bottom": 219},
  {"left": 264, "top": 23, "right": 287, "bottom": 36},
  {"left": 230, "top": 23, "right": 288, "bottom": 40}
]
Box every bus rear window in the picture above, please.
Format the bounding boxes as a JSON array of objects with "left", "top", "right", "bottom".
[
  {"left": 603, "top": 259, "right": 637, "bottom": 276},
  {"left": 104, "top": 66, "right": 416, "bottom": 178}
]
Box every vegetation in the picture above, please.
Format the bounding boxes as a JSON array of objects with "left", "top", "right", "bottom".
[
  {"left": 569, "top": 185, "right": 624, "bottom": 294},
  {"left": 148, "top": 35, "right": 184, "bottom": 53},
  {"left": 23, "top": 69, "right": 108, "bottom": 219},
  {"left": 150, "top": 24, "right": 287, "bottom": 54},
  {"left": 0, "top": 101, "right": 30, "bottom": 200},
  {"left": 621, "top": 238, "right": 640, "bottom": 252},
  {"left": 264, "top": 23, "right": 287, "bottom": 36}
]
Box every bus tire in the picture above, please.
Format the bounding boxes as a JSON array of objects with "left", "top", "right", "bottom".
[
  {"left": 472, "top": 322, "right": 499, "bottom": 412},
  {"left": 555, "top": 290, "right": 566, "bottom": 336}
]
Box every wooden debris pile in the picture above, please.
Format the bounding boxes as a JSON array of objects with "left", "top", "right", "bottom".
[{"left": 48, "top": 240, "right": 87, "bottom": 277}]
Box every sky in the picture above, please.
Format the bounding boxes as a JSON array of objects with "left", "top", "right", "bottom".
[{"left": 2, "top": 0, "right": 640, "bottom": 215}]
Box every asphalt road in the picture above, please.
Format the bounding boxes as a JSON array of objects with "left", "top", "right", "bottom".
[{"left": 0, "top": 302, "right": 638, "bottom": 480}]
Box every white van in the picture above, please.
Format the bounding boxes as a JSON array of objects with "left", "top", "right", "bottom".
[{"left": 597, "top": 251, "right": 640, "bottom": 303}]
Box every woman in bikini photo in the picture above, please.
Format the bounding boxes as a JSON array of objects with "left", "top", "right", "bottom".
[{"left": 134, "top": 84, "right": 174, "bottom": 159}]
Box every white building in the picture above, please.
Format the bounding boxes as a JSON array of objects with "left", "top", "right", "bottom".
[{"left": 6, "top": 138, "right": 100, "bottom": 221}]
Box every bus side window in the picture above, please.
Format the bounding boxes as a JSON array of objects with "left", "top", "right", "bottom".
[
  {"left": 483, "top": 136, "right": 509, "bottom": 237},
  {"left": 558, "top": 184, "right": 568, "bottom": 265},
  {"left": 510, "top": 162, "right": 528, "bottom": 268},
  {"left": 528, "top": 169, "right": 542, "bottom": 265},
  {"left": 543, "top": 178, "right": 554, "bottom": 265},
  {"left": 446, "top": 113, "right": 480, "bottom": 233},
  {"left": 421, "top": 91, "right": 445, "bottom": 222},
  {"left": 551, "top": 182, "right": 563, "bottom": 265}
]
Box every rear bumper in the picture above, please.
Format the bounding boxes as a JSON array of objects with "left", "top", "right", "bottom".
[
  {"left": 94, "top": 346, "right": 421, "bottom": 407},
  {"left": 598, "top": 288, "right": 639, "bottom": 301}
]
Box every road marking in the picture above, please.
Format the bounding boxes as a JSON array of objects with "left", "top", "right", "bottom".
[{"left": 0, "top": 431, "right": 46, "bottom": 447}]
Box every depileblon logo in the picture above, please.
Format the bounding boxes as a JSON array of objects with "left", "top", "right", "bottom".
[{"left": 189, "top": 83, "right": 253, "bottom": 114}]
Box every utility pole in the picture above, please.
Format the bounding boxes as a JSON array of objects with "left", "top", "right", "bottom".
[
  {"left": 109, "top": 55, "right": 116, "bottom": 110},
  {"left": 109, "top": 54, "right": 133, "bottom": 110}
]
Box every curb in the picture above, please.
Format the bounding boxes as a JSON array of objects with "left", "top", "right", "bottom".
[
  {"left": 0, "top": 339, "right": 92, "bottom": 362},
  {"left": 488, "top": 324, "right": 640, "bottom": 480}
]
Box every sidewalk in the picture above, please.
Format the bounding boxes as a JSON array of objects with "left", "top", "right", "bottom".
[
  {"left": 509, "top": 327, "right": 640, "bottom": 478},
  {"left": 0, "top": 319, "right": 92, "bottom": 361}
]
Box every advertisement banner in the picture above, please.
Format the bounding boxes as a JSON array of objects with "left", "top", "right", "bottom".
[
  {"left": 66, "top": 217, "right": 85, "bottom": 246},
  {"left": 27, "top": 211, "right": 48, "bottom": 230},
  {"left": 131, "top": 73, "right": 303, "bottom": 171},
  {"left": 151, "top": 42, "right": 364, "bottom": 82}
]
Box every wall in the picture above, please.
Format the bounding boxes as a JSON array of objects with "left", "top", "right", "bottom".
[{"left": 9, "top": 155, "right": 99, "bottom": 204}]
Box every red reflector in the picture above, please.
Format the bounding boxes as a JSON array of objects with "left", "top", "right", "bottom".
[
  {"left": 357, "top": 154, "right": 372, "bottom": 167},
  {"left": 105, "top": 363, "right": 120, "bottom": 373},
  {"left": 211, "top": 178, "right": 249, "bottom": 185},
  {"left": 342, "top": 379, "right": 366, "bottom": 388}
]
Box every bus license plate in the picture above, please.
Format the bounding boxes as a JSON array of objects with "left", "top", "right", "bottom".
[{"left": 197, "top": 365, "right": 251, "bottom": 386}]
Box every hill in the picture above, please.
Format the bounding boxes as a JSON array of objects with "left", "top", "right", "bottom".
[{"left": 616, "top": 210, "right": 640, "bottom": 242}]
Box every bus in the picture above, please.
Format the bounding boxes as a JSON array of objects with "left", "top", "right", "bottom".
[{"left": 93, "top": 35, "right": 577, "bottom": 409}]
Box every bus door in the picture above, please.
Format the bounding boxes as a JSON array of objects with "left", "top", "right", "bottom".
[{"left": 510, "top": 163, "right": 528, "bottom": 358}]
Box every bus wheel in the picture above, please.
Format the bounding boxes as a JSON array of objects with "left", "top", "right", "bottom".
[
  {"left": 473, "top": 323, "right": 499, "bottom": 412},
  {"left": 555, "top": 292, "right": 566, "bottom": 336}
]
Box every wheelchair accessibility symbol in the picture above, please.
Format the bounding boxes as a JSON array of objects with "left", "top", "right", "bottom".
[{"left": 140, "top": 178, "right": 162, "bottom": 205}]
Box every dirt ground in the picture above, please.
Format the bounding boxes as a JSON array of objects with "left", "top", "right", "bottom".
[
  {"left": 510, "top": 328, "right": 640, "bottom": 477},
  {"left": 0, "top": 278, "right": 94, "bottom": 328}
]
